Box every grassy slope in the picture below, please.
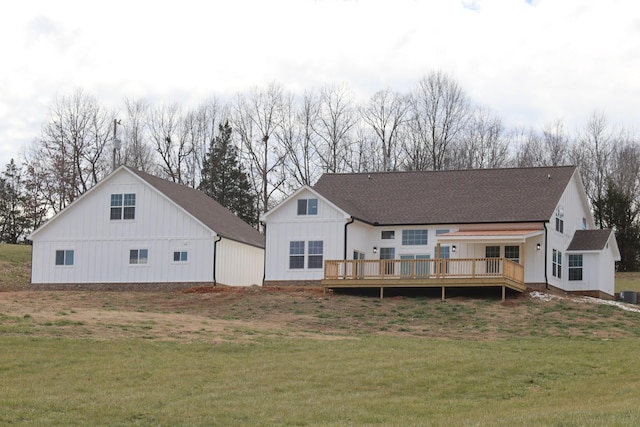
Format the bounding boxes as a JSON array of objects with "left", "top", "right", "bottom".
[
  {"left": 2, "top": 244, "right": 640, "bottom": 424},
  {"left": 0, "top": 244, "right": 31, "bottom": 290}
]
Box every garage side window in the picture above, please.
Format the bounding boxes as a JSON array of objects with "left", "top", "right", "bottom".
[{"left": 55, "top": 250, "right": 74, "bottom": 266}]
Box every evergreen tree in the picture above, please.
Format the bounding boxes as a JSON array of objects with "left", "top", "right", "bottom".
[
  {"left": 199, "top": 121, "right": 257, "bottom": 227},
  {"left": 593, "top": 180, "right": 640, "bottom": 271},
  {"left": 0, "top": 160, "right": 28, "bottom": 243}
]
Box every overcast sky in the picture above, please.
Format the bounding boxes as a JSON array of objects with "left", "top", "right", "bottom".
[{"left": 1, "top": 0, "right": 639, "bottom": 169}]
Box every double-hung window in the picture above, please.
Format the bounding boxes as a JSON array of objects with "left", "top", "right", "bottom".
[
  {"left": 289, "top": 241, "right": 305, "bottom": 269},
  {"left": 402, "top": 229, "right": 428, "bottom": 245},
  {"left": 297, "top": 199, "right": 318, "bottom": 216},
  {"left": 308, "top": 241, "right": 324, "bottom": 269},
  {"left": 111, "top": 193, "right": 136, "bottom": 220},
  {"left": 553, "top": 249, "right": 562, "bottom": 279},
  {"left": 289, "top": 241, "right": 324, "bottom": 269},
  {"left": 568, "top": 254, "right": 583, "bottom": 281},
  {"left": 55, "top": 250, "right": 74, "bottom": 266},
  {"left": 130, "top": 249, "right": 148, "bottom": 265}
]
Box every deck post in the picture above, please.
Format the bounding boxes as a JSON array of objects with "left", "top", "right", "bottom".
[
  {"left": 380, "top": 286, "right": 384, "bottom": 299},
  {"left": 502, "top": 285, "right": 505, "bottom": 302},
  {"left": 441, "top": 286, "right": 445, "bottom": 301}
]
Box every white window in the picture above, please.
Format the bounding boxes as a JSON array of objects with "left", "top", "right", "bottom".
[
  {"left": 308, "top": 241, "right": 324, "bottom": 269},
  {"left": 111, "top": 193, "right": 136, "bottom": 220},
  {"left": 55, "top": 250, "right": 74, "bottom": 266},
  {"left": 402, "top": 229, "right": 428, "bottom": 245},
  {"left": 173, "top": 251, "right": 188, "bottom": 262},
  {"left": 553, "top": 249, "right": 562, "bottom": 279},
  {"left": 289, "top": 241, "right": 305, "bottom": 269},
  {"left": 381, "top": 230, "right": 395, "bottom": 239},
  {"left": 505, "top": 246, "right": 520, "bottom": 263},
  {"left": 555, "top": 206, "right": 564, "bottom": 234},
  {"left": 297, "top": 199, "right": 318, "bottom": 215},
  {"left": 130, "top": 249, "right": 148, "bottom": 265},
  {"left": 568, "top": 254, "right": 583, "bottom": 281}
]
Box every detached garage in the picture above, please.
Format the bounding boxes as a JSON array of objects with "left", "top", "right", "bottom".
[{"left": 29, "top": 166, "right": 264, "bottom": 290}]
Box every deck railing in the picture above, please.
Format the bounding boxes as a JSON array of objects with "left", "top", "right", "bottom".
[{"left": 324, "top": 258, "right": 524, "bottom": 284}]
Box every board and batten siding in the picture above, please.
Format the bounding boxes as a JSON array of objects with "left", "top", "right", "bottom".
[
  {"left": 31, "top": 169, "right": 216, "bottom": 284},
  {"left": 216, "top": 238, "right": 264, "bottom": 286},
  {"left": 264, "top": 189, "right": 347, "bottom": 281}
]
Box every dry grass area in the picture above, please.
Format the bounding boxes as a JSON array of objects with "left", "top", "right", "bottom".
[{"left": 2, "top": 285, "right": 640, "bottom": 343}]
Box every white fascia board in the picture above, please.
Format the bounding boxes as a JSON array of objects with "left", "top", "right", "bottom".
[
  {"left": 260, "top": 185, "right": 351, "bottom": 221},
  {"left": 28, "top": 165, "right": 130, "bottom": 240}
]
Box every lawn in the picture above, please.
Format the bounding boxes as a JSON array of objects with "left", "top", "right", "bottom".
[
  {"left": 2, "top": 244, "right": 640, "bottom": 425},
  {"left": 2, "top": 336, "right": 640, "bottom": 426}
]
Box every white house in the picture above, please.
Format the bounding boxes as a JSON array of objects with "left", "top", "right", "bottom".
[
  {"left": 30, "top": 166, "right": 264, "bottom": 289},
  {"left": 261, "top": 166, "right": 620, "bottom": 299}
]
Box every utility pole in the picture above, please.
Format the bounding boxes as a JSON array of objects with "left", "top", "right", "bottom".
[{"left": 112, "top": 119, "right": 122, "bottom": 171}]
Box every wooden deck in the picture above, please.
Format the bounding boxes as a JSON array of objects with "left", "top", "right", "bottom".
[{"left": 322, "top": 258, "right": 526, "bottom": 301}]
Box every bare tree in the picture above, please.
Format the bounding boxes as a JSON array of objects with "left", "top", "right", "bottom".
[
  {"left": 28, "top": 89, "right": 112, "bottom": 211},
  {"left": 541, "top": 119, "right": 569, "bottom": 166},
  {"left": 121, "top": 98, "right": 155, "bottom": 173},
  {"left": 277, "top": 90, "right": 322, "bottom": 191},
  {"left": 574, "top": 112, "right": 617, "bottom": 206},
  {"left": 147, "top": 102, "right": 194, "bottom": 184},
  {"left": 313, "top": 84, "right": 357, "bottom": 173},
  {"left": 610, "top": 137, "right": 640, "bottom": 202},
  {"left": 360, "top": 89, "right": 410, "bottom": 171},
  {"left": 233, "top": 83, "right": 287, "bottom": 213},
  {"left": 405, "top": 71, "right": 471, "bottom": 170},
  {"left": 511, "top": 126, "right": 545, "bottom": 168},
  {"left": 454, "top": 106, "right": 507, "bottom": 169}
]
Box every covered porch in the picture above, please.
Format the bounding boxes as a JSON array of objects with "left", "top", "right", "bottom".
[{"left": 322, "top": 257, "right": 526, "bottom": 301}]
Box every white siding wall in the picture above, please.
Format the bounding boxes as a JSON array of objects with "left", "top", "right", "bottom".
[
  {"left": 31, "top": 169, "right": 262, "bottom": 285},
  {"left": 216, "top": 239, "right": 264, "bottom": 286},
  {"left": 264, "top": 189, "right": 346, "bottom": 281},
  {"left": 546, "top": 172, "right": 598, "bottom": 291}
]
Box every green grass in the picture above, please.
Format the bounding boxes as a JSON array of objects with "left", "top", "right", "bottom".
[
  {"left": 0, "top": 243, "right": 31, "bottom": 289},
  {"left": 1, "top": 336, "right": 639, "bottom": 426},
  {"left": 615, "top": 272, "right": 640, "bottom": 293}
]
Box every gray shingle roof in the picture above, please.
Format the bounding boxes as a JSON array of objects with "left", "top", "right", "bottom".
[
  {"left": 131, "top": 168, "right": 264, "bottom": 248},
  {"left": 312, "top": 166, "right": 577, "bottom": 225},
  {"left": 567, "top": 229, "right": 613, "bottom": 251}
]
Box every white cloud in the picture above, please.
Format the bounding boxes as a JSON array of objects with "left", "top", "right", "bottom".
[{"left": 1, "top": 0, "right": 639, "bottom": 167}]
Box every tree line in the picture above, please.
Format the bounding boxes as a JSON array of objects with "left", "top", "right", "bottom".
[{"left": 2, "top": 71, "right": 639, "bottom": 269}]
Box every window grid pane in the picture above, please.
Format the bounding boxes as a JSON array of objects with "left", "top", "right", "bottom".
[
  {"left": 139, "top": 249, "right": 148, "bottom": 264},
  {"left": 130, "top": 250, "right": 139, "bottom": 264},
  {"left": 124, "top": 194, "right": 136, "bottom": 206},
  {"left": 65, "top": 250, "right": 74, "bottom": 266},
  {"left": 55, "top": 250, "right": 65, "bottom": 266},
  {"left": 402, "top": 229, "right": 428, "bottom": 245},
  {"left": 307, "top": 199, "right": 318, "bottom": 215},
  {"left": 111, "top": 194, "right": 123, "bottom": 207},
  {"left": 297, "top": 199, "right": 307, "bottom": 215},
  {"left": 290, "top": 241, "right": 305, "bottom": 255},
  {"left": 308, "top": 241, "right": 323, "bottom": 255},
  {"left": 123, "top": 206, "right": 135, "bottom": 220}
]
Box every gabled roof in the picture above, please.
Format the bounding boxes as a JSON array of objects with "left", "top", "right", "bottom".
[
  {"left": 130, "top": 168, "right": 264, "bottom": 248},
  {"left": 29, "top": 166, "right": 264, "bottom": 248},
  {"left": 312, "top": 166, "right": 578, "bottom": 225},
  {"left": 567, "top": 229, "right": 614, "bottom": 252}
]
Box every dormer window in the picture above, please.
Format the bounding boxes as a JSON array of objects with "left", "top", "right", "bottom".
[{"left": 297, "top": 198, "right": 318, "bottom": 215}]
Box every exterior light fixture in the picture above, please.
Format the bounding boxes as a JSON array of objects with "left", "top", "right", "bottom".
[
  {"left": 373, "top": 246, "right": 378, "bottom": 254},
  {"left": 536, "top": 243, "right": 541, "bottom": 251},
  {"left": 452, "top": 245, "right": 456, "bottom": 253}
]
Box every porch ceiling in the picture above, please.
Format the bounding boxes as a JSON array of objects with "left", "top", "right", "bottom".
[{"left": 436, "top": 229, "right": 544, "bottom": 243}]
